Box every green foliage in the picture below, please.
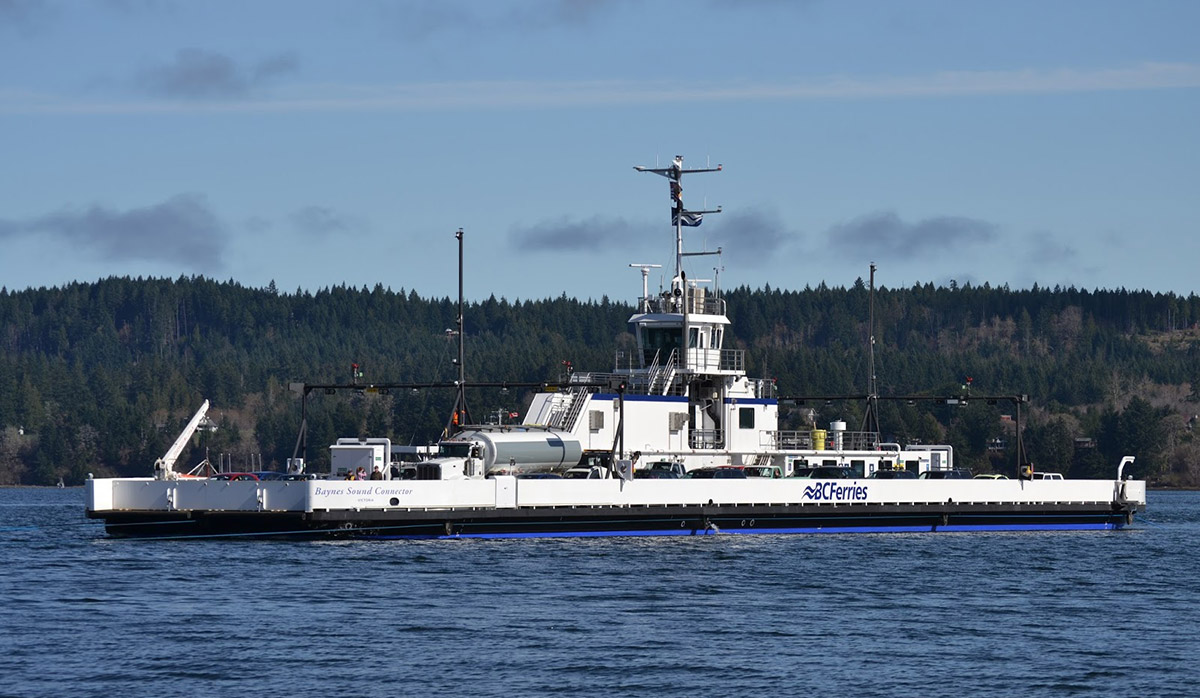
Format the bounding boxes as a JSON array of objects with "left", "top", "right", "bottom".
[{"left": 0, "top": 277, "right": 1194, "bottom": 484}]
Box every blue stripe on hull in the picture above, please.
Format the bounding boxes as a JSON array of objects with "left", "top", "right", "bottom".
[{"left": 364, "top": 520, "right": 1125, "bottom": 540}]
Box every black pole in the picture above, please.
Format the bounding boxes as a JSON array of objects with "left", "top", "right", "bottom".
[
  {"left": 445, "top": 228, "right": 469, "bottom": 433},
  {"left": 301, "top": 390, "right": 308, "bottom": 463},
  {"left": 458, "top": 228, "right": 465, "bottom": 410},
  {"left": 618, "top": 383, "right": 626, "bottom": 459},
  {"left": 1016, "top": 397, "right": 1024, "bottom": 478},
  {"left": 862, "top": 262, "right": 880, "bottom": 434},
  {"left": 290, "top": 388, "right": 309, "bottom": 465}
]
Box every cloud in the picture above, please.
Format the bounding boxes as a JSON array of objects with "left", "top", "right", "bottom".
[
  {"left": 288, "top": 205, "right": 364, "bottom": 238},
  {"left": 1022, "top": 230, "right": 1077, "bottom": 265},
  {"left": 706, "top": 207, "right": 796, "bottom": 262},
  {"left": 827, "top": 211, "right": 996, "bottom": 257},
  {"left": 503, "top": 0, "right": 618, "bottom": 29},
  {"left": 243, "top": 215, "right": 273, "bottom": 233},
  {"left": 0, "top": 194, "right": 227, "bottom": 270},
  {"left": 101, "top": 0, "right": 171, "bottom": 14},
  {"left": 9, "top": 62, "right": 1200, "bottom": 115},
  {"left": 385, "top": 0, "right": 618, "bottom": 40},
  {"left": 509, "top": 208, "right": 794, "bottom": 266},
  {"left": 509, "top": 215, "right": 641, "bottom": 251},
  {"left": 0, "top": 0, "right": 51, "bottom": 35},
  {"left": 136, "top": 48, "right": 299, "bottom": 99}
]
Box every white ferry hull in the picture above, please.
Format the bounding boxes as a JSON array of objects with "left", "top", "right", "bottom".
[{"left": 85, "top": 475, "right": 1145, "bottom": 539}]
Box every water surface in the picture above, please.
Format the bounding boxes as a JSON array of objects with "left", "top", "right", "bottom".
[{"left": 1, "top": 488, "right": 1195, "bottom": 697}]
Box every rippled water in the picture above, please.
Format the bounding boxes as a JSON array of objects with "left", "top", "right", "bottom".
[{"left": 1, "top": 488, "right": 1196, "bottom": 697}]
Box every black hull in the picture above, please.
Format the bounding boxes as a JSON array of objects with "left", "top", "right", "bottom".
[{"left": 90, "top": 501, "right": 1140, "bottom": 539}]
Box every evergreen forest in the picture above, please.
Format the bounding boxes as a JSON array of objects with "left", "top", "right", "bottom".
[{"left": 3, "top": 276, "right": 1200, "bottom": 487}]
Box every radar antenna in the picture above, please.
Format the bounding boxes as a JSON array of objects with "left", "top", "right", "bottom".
[
  {"left": 628, "top": 264, "right": 663, "bottom": 313},
  {"left": 633, "top": 155, "right": 723, "bottom": 285},
  {"left": 634, "top": 156, "right": 723, "bottom": 372}
]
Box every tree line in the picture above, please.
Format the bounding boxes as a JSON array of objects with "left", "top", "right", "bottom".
[{"left": 1, "top": 275, "right": 1198, "bottom": 486}]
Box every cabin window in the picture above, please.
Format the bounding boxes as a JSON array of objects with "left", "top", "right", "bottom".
[
  {"left": 739, "top": 407, "right": 755, "bottom": 429},
  {"left": 850, "top": 460, "right": 865, "bottom": 478},
  {"left": 644, "top": 327, "right": 682, "bottom": 353},
  {"left": 689, "top": 328, "right": 699, "bottom": 349},
  {"left": 589, "top": 411, "right": 604, "bottom": 432}
]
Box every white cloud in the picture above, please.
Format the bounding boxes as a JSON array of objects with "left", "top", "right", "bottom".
[
  {"left": 5, "top": 62, "right": 1198, "bottom": 115},
  {"left": 0, "top": 194, "right": 228, "bottom": 270}
]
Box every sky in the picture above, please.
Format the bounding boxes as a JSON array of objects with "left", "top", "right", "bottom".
[{"left": 2, "top": 0, "right": 1199, "bottom": 304}]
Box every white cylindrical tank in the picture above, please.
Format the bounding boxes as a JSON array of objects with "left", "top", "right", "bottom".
[
  {"left": 457, "top": 429, "right": 583, "bottom": 472},
  {"left": 830, "top": 420, "right": 846, "bottom": 451}
]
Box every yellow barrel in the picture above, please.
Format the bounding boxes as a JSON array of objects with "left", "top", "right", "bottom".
[{"left": 812, "top": 429, "right": 827, "bottom": 450}]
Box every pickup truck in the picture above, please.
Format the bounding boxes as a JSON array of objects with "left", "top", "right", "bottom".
[{"left": 641, "top": 461, "right": 687, "bottom": 478}]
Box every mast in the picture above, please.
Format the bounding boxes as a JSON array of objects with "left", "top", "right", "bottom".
[
  {"left": 861, "top": 262, "right": 880, "bottom": 434},
  {"left": 634, "top": 156, "right": 723, "bottom": 372},
  {"left": 446, "top": 228, "right": 470, "bottom": 434}
]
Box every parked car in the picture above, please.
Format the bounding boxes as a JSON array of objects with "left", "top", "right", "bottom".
[
  {"left": 1037, "top": 472, "right": 1065, "bottom": 480},
  {"left": 794, "top": 466, "right": 853, "bottom": 479},
  {"left": 563, "top": 467, "right": 608, "bottom": 479},
  {"left": 643, "top": 461, "right": 687, "bottom": 478},
  {"left": 868, "top": 470, "right": 917, "bottom": 479},
  {"left": 211, "top": 472, "right": 260, "bottom": 481},
  {"left": 974, "top": 473, "right": 1009, "bottom": 480},
  {"left": 918, "top": 469, "right": 973, "bottom": 479},
  {"left": 251, "top": 471, "right": 310, "bottom": 481},
  {"left": 743, "top": 465, "right": 783, "bottom": 478},
  {"left": 686, "top": 467, "right": 747, "bottom": 479},
  {"left": 634, "top": 469, "right": 681, "bottom": 479}
]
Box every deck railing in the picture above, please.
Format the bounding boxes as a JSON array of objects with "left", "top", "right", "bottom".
[
  {"left": 637, "top": 295, "right": 726, "bottom": 316},
  {"left": 689, "top": 429, "right": 724, "bottom": 449},
  {"left": 764, "top": 429, "right": 880, "bottom": 451}
]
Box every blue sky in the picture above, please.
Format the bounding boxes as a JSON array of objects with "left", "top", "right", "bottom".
[{"left": 2, "top": 0, "right": 1198, "bottom": 303}]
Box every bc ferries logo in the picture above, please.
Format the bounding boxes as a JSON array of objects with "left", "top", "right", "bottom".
[{"left": 802, "top": 482, "right": 868, "bottom": 502}]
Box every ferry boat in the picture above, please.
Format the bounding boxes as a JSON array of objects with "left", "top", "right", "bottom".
[{"left": 84, "top": 157, "right": 1146, "bottom": 538}]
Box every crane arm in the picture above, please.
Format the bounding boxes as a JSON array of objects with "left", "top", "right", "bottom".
[{"left": 153, "top": 400, "right": 210, "bottom": 479}]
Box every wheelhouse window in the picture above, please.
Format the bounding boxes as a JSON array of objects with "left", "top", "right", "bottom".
[
  {"left": 643, "top": 327, "right": 682, "bottom": 353},
  {"left": 739, "top": 407, "right": 755, "bottom": 429}
]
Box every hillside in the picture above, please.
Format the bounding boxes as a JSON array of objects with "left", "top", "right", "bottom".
[{"left": 2, "top": 277, "right": 1198, "bottom": 486}]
